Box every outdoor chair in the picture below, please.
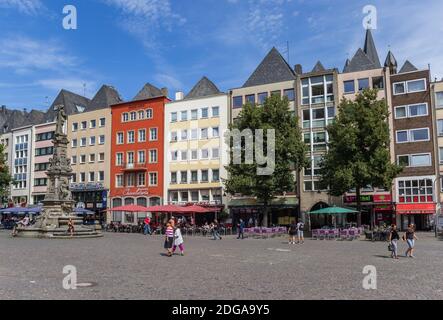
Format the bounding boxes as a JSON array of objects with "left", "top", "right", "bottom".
[
  {"left": 319, "top": 229, "right": 327, "bottom": 240},
  {"left": 253, "top": 228, "right": 261, "bottom": 239},
  {"left": 312, "top": 229, "right": 319, "bottom": 240},
  {"left": 327, "top": 229, "right": 338, "bottom": 240},
  {"left": 340, "top": 229, "right": 349, "bottom": 240},
  {"left": 348, "top": 229, "right": 357, "bottom": 240}
]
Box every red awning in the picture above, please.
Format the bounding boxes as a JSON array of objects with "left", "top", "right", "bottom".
[
  {"left": 144, "top": 205, "right": 184, "bottom": 213},
  {"left": 180, "top": 205, "right": 215, "bottom": 213},
  {"left": 107, "top": 205, "right": 149, "bottom": 212},
  {"left": 396, "top": 203, "right": 436, "bottom": 215}
]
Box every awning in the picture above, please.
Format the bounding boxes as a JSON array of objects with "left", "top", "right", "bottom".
[{"left": 396, "top": 203, "right": 436, "bottom": 215}]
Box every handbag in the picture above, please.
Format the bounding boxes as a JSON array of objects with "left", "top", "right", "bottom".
[{"left": 388, "top": 244, "right": 393, "bottom": 252}]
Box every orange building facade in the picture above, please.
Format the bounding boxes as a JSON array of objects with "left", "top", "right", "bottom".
[{"left": 109, "top": 95, "right": 169, "bottom": 221}]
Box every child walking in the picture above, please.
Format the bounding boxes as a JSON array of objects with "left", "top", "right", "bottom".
[
  {"left": 172, "top": 223, "right": 185, "bottom": 256},
  {"left": 164, "top": 222, "right": 174, "bottom": 257}
]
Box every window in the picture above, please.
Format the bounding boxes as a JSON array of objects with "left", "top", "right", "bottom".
[
  {"left": 89, "top": 136, "right": 96, "bottom": 146},
  {"left": 72, "top": 123, "right": 78, "bottom": 132},
  {"left": 80, "top": 172, "right": 86, "bottom": 183},
  {"left": 372, "top": 77, "right": 384, "bottom": 89},
  {"left": 171, "top": 151, "right": 178, "bottom": 161},
  {"left": 144, "top": 109, "right": 152, "bottom": 119},
  {"left": 212, "top": 148, "right": 220, "bottom": 159},
  {"left": 89, "top": 172, "right": 95, "bottom": 182},
  {"left": 393, "top": 79, "right": 426, "bottom": 95},
  {"left": 138, "top": 173, "right": 145, "bottom": 186},
  {"left": 116, "top": 175, "right": 123, "bottom": 187},
  {"left": 150, "top": 128, "right": 158, "bottom": 141},
  {"left": 170, "top": 131, "right": 177, "bottom": 142},
  {"left": 72, "top": 139, "right": 78, "bottom": 148},
  {"left": 312, "top": 108, "right": 326, "bottom": 128},
  {"left": 212, "top": 106, "right": 220, "bottom": 117},
  {"left": 398, "top": 155, "right": 410, "bottom": 167},
  {"left": 149, "top": 172, "right": 158, "bottom": 186},
  {"left": 438, "top": 120, "right": 443, "bottom": 137},
  {"left": 99, "top": 171, "right": 105, "bottom": 182},
  {"left": 138, "top": 110, "right": 145, "bottom": 120},
  {"left": 116, "top": 153, "right": 123, "bottom": 166},
  {"left": 201, "top": 149, "right": 209, "bottom": 159},
  {"left": 258, "top": 92, "right": 268, "bottom": 105},
  {"left": 283, "top": 89, "right": 295, "bottom": 101},
  {"left": 171, "top": 172, "right": 177, "bottom": 184},
  {"left": 398, "top": 154, "right": 431, "bottom": 167},
  {"left": 398, "top": 178, "right": 434, "bottom": 203},
  {"left": 201, "top": 128, "right": 208, "bottom": 139},
  {"left": 396, "top": 130, "right": 408, "bottom": 143},
  {"left": 191, "top": 171, "right": 198, "bottom": 183},
  {"left": 35, "top": 147, "right": 54, "bottom": 157},
  {"left": 397, "top": 128, "right": 430, "bottom": 143},
  {"left": 201, "top": 108, "right": 209, "bottom": 119},
  {"left": 440, "top": 148, "right": 443, "bottom": 165},
  {"left": 34, "top": 178, "right": 47, "bottom": 187},
  {"left": 313, "top": 132, "right": 327, "bottom": 152},
  {"left": 127, "top": 131, "right": 135, "bottom": 143},
  {"left": 395, "top": 103, "right": 428, "bottom": 119},
  {"left": 191, "top": 191, "right": 199, "bottom": 202},
  {"left": 81, "top": 121, "right": 87, "bottom": 130},
  {"left": 212, "top": 169, "right": 220, "bottom": 182},
  {"left": 89, "top": 154, "right": 95, "bottom": 163},
  {"left": 127, "top": 152, "right": 134, "bottom": 164},
  {"left": 71, "top": 156, "right": 77, "bottom": 165},
  {"left": 201, "top": 170, "right": 209, "bottom": 182},
  {"left": 80, "top": 155, "right": 86, "bottom": 164},
  {"left": 99, "top": 118, "right": 105, "bottom": 127},
  {"left": 245, "top": 94, "right": 255, "bottom": 104},
  {"left": 191, "top": 129, "right": 198, "bottom": 140},
  {"left": 171, "top": 112, "right": 177, "bottom": 123},
  {"left": 117, "top": 132, "right": 124, "bottom": 144},
  {"left": 344, "top": 80, "right": 355, "bottom": 94},
  {"left": 99, "top": 135, "right": 105, "bottom": 145},
  {"left": 233, "top": 96, "right": 243, "bottom": 109},
  {"left": 130, "top": 112, "right": 137, "bottom": 121},
  {"left": 99, "top": 153, "right": 105, "bottom": 162},
  {"left": 36, "top": 131, "right": 55, "bottom": 142},
  {"left": 181, "top": 150, "right": 188, "bottom": 161},
  {"left": 90, "top": 119, "right": 96, "bottom": 129},
  {"left": 191, "top": 109, "right": 198, "bottom": 120},
  {"left": 181, "top": 130, "right": 188, "bottom": 141},
  {"left": 180, "top": 171, "right": 187, "bottom": 184},
  {"left": 138, "top": 129, "right": 146, "bottom": 142},
  {"left": 181, "top": 111, "right": 188, "bottom": 121},
  {"left": 212, "top": 127, "right": 219, "bottom": 138},
  {"left": 436, "top": 92, "right": 443, "bottom": 108},
  {"left": 358, "top": 78, "right": 370, "bottom": 91},
  {"left": 149, "top": 149, "right": 157, "bottom": 163},
  {"left": 126, "top": 173, "right": 135, "bottom": 187},
  {"left": 80, "top": 138, "right": 87, "bottom": 147},
  {"left": 271, "top": 90, "right": 281, "bottom": 97},
  {"left": 302, "top": 109, "right": 310, "bottom": 128},
  {"left": 122, "top": 113, "right": 129, "bottom": 122},
  {"left": 138, "top": 151, "right": 146, "bottom": 164},
  {"left": 191, "top": 150, "right": 198, "bottom": 160}
]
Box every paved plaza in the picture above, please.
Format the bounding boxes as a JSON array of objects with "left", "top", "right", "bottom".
[{"left": 0, "top": 230, "right": 442, "bottom": 300}]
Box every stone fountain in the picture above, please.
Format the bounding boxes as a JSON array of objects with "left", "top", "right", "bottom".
[{"left": 16, "top": 105, "right": 103, "bottom": 239}]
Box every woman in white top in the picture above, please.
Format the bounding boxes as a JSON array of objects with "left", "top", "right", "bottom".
[{"left": 172, "top": 224, "right": 185, "bottom": 256}]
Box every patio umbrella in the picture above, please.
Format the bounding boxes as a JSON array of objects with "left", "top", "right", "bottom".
[
  {"left": 309, "top": 206, "right": 359, "bottom": 229},
  {"left": 0, "top": 207, "right": 42, "bottom": 215},
  {"left": 107, "top": 205, "right": 149, "bottom": 212},
  {"left": 74, "top": 208, "right": 95, "bottom": 215}
]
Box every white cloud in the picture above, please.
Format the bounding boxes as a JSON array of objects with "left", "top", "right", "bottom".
[
  {"left": 36, "top": 79, "right": 97, "bottom": 97},
  {"left": 154, "top": 74, "right": 184, "bottom": 92},
  {"left": 0, "top": 0, "right": 43, "bottom": 15}
]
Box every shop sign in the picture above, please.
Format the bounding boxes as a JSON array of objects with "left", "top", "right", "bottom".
[
  {"left": 86, "top": 203, "right": 94, "bottom": 209},
  {"left": 122, "top": 188, "right": 150, "bottom": 196},
  {"left": 344, "top": 195, "right": 373, "bottom": 203},
  {"left": 373, "top": 194, "right": 392, "bottom": 203},
  {"left": 70, "top": 183, "right": 105, "bottom": 191}
]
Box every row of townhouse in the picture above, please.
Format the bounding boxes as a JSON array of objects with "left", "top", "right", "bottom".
[{"left": 2, "top": 28, "right": 443, "bottom": 230}]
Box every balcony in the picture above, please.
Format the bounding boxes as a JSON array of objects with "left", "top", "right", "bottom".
[{"left": 120, "top": 162, "right": 148, "bottom": 172}]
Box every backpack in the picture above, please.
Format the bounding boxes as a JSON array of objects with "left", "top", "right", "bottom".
[{"left": 298, "top": 223, "right": 304, "bottom": 231}]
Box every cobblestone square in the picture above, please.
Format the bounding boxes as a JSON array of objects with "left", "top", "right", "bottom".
[{"left": 0, "top": 231, "right": 442, "bottom": 300}]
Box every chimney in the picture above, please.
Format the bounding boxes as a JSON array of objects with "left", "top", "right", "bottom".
[
  {"left": 161, "top": 87, "right": 169, "bottom": 97},
  {"left": 294, "top": 64, "right": 303, "bottom": 75},
  {"left": 175, "top": 91, "right": 184, "bottom": 101}
]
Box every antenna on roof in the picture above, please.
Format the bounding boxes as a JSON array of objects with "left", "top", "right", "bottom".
[
  {"left": 83, "top": 83, "right": 86, "bottom": 97},
  {"left": 281, "top": 41, "right": 290, "bottom": 64}
]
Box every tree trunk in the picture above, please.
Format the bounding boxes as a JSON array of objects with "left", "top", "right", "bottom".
[
  {"left": 262, "top": 203, "right": 269, "bottom": 227},
  {"left": 356, "top": 187, "right": 362, "bottom": 227}
]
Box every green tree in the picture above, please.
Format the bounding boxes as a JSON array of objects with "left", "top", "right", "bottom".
[
  {"left": 319, "top": 89, "right": 402, "bottom": 226},
  {"left": 0, "top": 143, "right": 13, "bottom": 204},
  {"left": 224, "top": 95, "right": 307, "bottom": 226}
]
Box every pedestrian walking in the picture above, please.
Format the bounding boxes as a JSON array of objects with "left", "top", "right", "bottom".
[
  {"left": 144, "top": 215, "right": 151, "bottom": 235},
  {"left": 172, "top": 223, "right": 185, "bottom": 256},
  {"left": 211, "top": 220, "right": 222, "bottom": 240},
  {"left": 67, "top": 218, "right": 75, "bottom": 237},
  {"left": 388, "top": 224, "right": 400, "bottom": 259},
  {"left": 297, "top": 220, "right": 305, "bottom": 244},
  {"left": 288, "top": 221, "right": 297, "bottom": 244},
  {"left": 164, "top": 222, "right": 175, "bottom": 257},
  {"left": 237, "top": 219, "right": 245, "bottom": 239},
  {"left": 403, "top": 224, "right": 418, "bottom": 258}
]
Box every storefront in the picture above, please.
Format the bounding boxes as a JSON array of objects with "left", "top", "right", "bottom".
[
  {"left": 395, "top": 203, "right": 435, "bottom": 231},
  {"left": 70, "top": 183, "right": 108, "bottom": 222},
  {"left": 344, "top": 193, "right": 394, "bottom": 227}
]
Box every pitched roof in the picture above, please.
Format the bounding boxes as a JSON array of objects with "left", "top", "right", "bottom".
[
  {"left": 384, "top": 51, "right": 397, "bottom": 68},
  {"left": 45, "top": 89, "right": 91, "bottom": 122},
  {"left": 311, "top": 61, "right": 326, "bottom": 73},
  {"left": 363, "top": 29, "right": 381, "bottom": 68},
  {"left": 343, "top": 59, "right": 351, "bottom": 72},
  {"left": 88, "top": 85, "right": 123, "bottom": 111},
  {"left": 185, "top": 77, "right": 221, "bottom": 100},
  {"left": 344, "top": 48, "right": 379, "bottom": 73},
  {"left": 398, "top": 60, "right": 418, "bottom": 74},
  {"left": 0, "top": 107, "right": 47, "bottom": 132},
  {"left": 133, "top": 83, "right": 164, "bottom": 101},
  {"left": 243, "top": 47, "right": 295, "bottom": 88}
]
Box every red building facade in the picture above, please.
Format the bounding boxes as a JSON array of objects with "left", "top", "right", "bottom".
[{"left": 110, "top": 92, "right": 169, "bottom": 221}]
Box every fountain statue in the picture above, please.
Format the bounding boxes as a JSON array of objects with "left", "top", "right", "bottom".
[{"left": 16, "top": 105, "right": 103, "bottom": 238}]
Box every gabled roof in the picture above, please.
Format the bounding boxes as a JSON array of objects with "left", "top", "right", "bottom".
[
  {"left": 46, "top": 89, "right": 91, "bottom": 122},
  {"left": 243, "top": 47, "right": 295, "bottom": 88},
  {"left": 0, "top": 107, "right": 47, "bottom": 132},
  {"left": 88, "top": 85, "right": 123, "bottom": 111},
  {"left": 185, "top": 76, "right": 221, "bottom": 100},
  {"left": 384, "top": 51, "right": 397, "bottom": 68},
  {"left": 311, "top": 61, "right": 326, "bottom": 73},
  {"left": 344, "top": 48, "right": 378, "bottom": 73},
  {"left": 363, "top": 29, "right": 381, "bottom": 68},
  {"left": 133, "top": 83, "right": 164, "bottom": 101},
  {"left": 398, "top": 60, "right": 418, "bottom": 74},
  {"left": 343, "top": 59, "right": 351, "bottom": 73}
]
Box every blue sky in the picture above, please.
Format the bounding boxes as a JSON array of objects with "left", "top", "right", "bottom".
[{"left": 1, "top": 0, "right": 442, "bottom": 111}]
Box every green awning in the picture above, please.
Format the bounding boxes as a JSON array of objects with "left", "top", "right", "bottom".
[{"left": 309, "top": 206, "right": 358, "bottom": 215}]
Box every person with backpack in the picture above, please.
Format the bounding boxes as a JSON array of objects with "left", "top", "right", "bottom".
[
  {"left": 296, "top": 219, "right": 305, "bottom": 244},
  {"left": 288, "top": 221, "right": 297, "bottom": 244},
  {"left": 388, "top": 224, "right": 400, "bottom": 259}
]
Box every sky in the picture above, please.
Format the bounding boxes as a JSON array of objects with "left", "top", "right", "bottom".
[{"left": 0, "top": 0, "right": 442, "bottom": 111}]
